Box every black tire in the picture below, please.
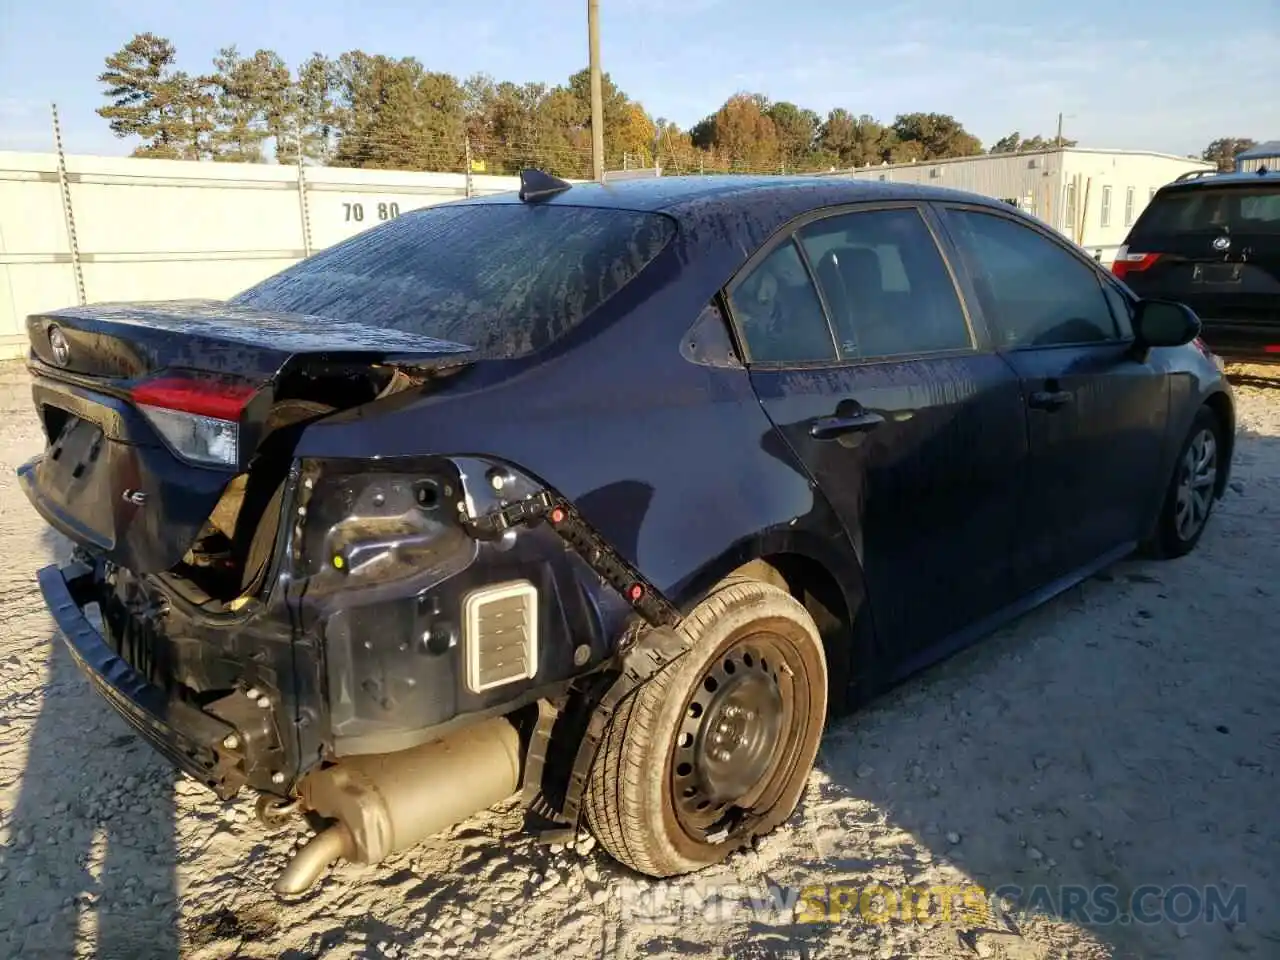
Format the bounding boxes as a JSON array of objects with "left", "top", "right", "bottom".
[
  {"left": 583, "top": 577, "right": 828, "bottom": 878},
  {"left": 1149, "top": 405, "right": 1224, "bottom": 559}
]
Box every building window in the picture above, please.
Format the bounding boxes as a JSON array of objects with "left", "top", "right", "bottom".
[
  {"left": 1064, "top": 182, "right": 1077, "bottom": 231},
  {"left": 1124, "top": 187, "right": 1135, "bottom": 226},
  {"left": 1100, "top": 186, "right": 1113, "bottom": 227}
]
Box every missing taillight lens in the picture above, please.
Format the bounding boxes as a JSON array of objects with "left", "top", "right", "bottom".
[
  {"left": 132, "top": 374, "right": 257, "bottom": 468},
  {"left": 137, "top": 405, "right": 240, "bottom": 466}
]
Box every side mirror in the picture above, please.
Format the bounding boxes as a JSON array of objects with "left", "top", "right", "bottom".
[{"left": 1133, "top": 299, "right": 1201, "bottom": 348}]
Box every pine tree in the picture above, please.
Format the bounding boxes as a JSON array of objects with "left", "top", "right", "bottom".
[{"left": 98, "top": 33, "right": 206, "bottom": 159}]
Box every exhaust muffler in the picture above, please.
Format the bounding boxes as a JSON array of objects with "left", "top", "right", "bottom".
[{"left": 274, "top": 716, "right": 523, "bottom": 895}]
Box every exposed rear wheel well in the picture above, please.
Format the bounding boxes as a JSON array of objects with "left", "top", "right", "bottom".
[{"left": 724, "top": 553, "right": 859, "bottom": 714}]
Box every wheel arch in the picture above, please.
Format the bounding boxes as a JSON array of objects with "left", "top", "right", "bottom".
[
  {"left": 670, "top": 530, "right": 877, "bottom": 716},
  {"left": 1201, "top": 388, "right": 1235, "bottom": 497}
]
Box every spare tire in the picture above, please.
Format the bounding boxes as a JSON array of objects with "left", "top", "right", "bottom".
[{"left": 583, "top": 576, "right": 828, "bottom": 877}]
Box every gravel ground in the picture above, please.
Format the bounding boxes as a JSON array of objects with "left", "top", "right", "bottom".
[{"left": 0, "top": 362, "right": 1277, "bottom": 960}]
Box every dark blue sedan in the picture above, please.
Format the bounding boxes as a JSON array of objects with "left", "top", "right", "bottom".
[{"left": 20, "top": 171, "right": 1235, "bottom": 893}]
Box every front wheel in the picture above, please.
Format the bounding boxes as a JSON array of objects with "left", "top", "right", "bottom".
[
  {"left": 1150, "top": 405, "right": 1224, "bottom": 558},
  {"left": 583, "top": 578, "right": 828, "bottom": 878}
]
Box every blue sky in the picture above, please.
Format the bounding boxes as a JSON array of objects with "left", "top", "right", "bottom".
[{"left": 1, "top": 0, "right": 1276, "bottom": 158}]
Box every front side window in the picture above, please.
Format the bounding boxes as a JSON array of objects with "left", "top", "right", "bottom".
[
  {"left": 728, "top": 240, "right": 836, "bottom": 364},
  {"left": 946, "top": 209, "right": 1120, "bottom": 348},
  {"left": 232, "top": 203, "right": 676, "bottom": 360},
  {"left": 1100, "top": 280, "right": 1134, "bottom": 338},
  {"left": 796, "top": 208, "right": 972, "bottom": 359}
]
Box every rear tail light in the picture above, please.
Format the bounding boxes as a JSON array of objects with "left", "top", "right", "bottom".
[
  {"left": 1111, "top": 247, "right": 1161, "bottom": 280},
  {"left": 131, "top": 374, "right": 258, "bottom": 467}
]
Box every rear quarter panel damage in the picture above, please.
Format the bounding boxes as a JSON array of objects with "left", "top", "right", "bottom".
[{"left": 293, "top": 210, "right": 869, "bottom": 659}]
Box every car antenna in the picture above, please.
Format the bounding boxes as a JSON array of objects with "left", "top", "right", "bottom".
[{"left": 519, "top": 168, "right": 573, "bottom": 203}]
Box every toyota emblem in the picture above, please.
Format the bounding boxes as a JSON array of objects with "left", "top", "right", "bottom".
[
  {"left": 48, "top": 325, "right": 70, "bottom": 367},
  {"left": 1212, "top": 235, "right": 1231, "bottom": 252}
]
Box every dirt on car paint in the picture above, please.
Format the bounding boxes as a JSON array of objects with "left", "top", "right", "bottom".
[{"left": 0, "top": 360, "right": 1277, "bottom": 960}]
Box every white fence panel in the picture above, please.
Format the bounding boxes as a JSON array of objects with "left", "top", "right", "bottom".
[{"left": 0, "top": 152, "right": 526, "bottom": 359}]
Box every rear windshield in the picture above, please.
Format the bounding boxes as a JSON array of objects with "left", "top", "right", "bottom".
[
  {"left": 231, "top": 203, "right": 676, "bottom": 359},
  {"left": 1132, "top": 185, "right": 1280, "bottom": 242}
]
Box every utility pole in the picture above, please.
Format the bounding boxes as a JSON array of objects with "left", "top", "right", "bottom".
[
  {"left": 588, "top": 0, "right": 604, "bottom": 181},
  {"left": 465, "top": 137, "right": 474, "bottom": 198},
  {"left": 1055, "top": 112, "right": 1063, "bottom": 148}
]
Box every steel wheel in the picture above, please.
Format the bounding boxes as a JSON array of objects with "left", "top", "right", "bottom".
[
  {"left": 671, "top": 632, "right": 802, "bottom": 843},
  {"left": 1173, "top": 427, "right": 1218, "bottom": 542},
  {"left": 583, "top": 577, "right": 828, "bottom": 878}
]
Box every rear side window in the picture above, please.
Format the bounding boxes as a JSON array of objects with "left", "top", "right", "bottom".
[
  {"left": 231, "top": 203, "right": 676, "bottom": 359},
  {"left": 797, "top": 208, "right": 972, "bottom": 359},
  {"left": 728, "top": 240, "right": 837, "bottom": 364},
  {"left": 1132, "top": 186, "right": 1280, "bottom": 242}
]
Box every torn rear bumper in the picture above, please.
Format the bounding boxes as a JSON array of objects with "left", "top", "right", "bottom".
[{"left": 36, "top": 561, "right": 244, "bottom": 799}]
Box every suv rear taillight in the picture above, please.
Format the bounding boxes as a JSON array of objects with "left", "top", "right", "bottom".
[
  {"left": 1111, "top": 247, "right": 1162, "bottom": 280},
  {"left": 131, "top": 374, "right": 258, "bottom": 468}
]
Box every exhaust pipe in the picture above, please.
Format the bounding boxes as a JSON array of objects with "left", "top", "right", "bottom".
[
  {"left": 274, "top": 822, "right": 355, "bottom": 896},
  {"left": 273, "top": 716, "right": 523, "bottom": 895}
]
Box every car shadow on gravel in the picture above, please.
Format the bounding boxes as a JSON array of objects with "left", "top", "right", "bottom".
[
  {"left": 734, "top": 426, "right": 1280, "bottom": 960},
  {"left": 1226, "top": 363, "right": 1280, "bottom": 392},
  {"left": 0, "top": 528, "right": 180, "bottom": 959}
]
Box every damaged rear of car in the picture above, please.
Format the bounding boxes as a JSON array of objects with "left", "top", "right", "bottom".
[
  {"left": 21, "top": 189, "right": 752, "bottom": 893},
  {"left": 25, "top": 171, "right": 1234, "bottom": 898}
]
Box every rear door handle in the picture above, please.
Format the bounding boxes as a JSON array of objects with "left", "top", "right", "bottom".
[
  {"left": 1028, "top": 390, "right": 1073, "bottom": 411},
  {"left": 809, "top": 411, "right": 885, "bottom": 440}
]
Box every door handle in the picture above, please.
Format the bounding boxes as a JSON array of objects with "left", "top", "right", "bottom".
[
  {"left": 809, "top": 411, "right": 885, "bottom": 440},
  {"left": 1028, "top": 389, "right": 1073, "bottom": 410}
]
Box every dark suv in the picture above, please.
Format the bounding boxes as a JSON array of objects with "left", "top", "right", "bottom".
[{"left": 1113, "top": 168, "right": 1280, "bottom": 362}]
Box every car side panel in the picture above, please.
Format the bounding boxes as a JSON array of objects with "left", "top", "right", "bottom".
[
  {"left": 749, "top": 355, "right": 1028, "bottom": 663},
  {"left": 293, "top": 240, "right": 869, "bottom": 657}
]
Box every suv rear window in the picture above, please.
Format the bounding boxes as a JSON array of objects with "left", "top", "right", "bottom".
[
  {"left": 1131, "top": 184, "right": 1280, "bottom": 243},
  {"left": 231, "top": 203, "right": 676, "bottom": 359}
]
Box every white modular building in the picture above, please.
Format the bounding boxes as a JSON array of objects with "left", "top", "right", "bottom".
[
  {"left": 1235, "top": 141, "right": 1280, "bottom": 173},
  {"left": 828, "top": 148, "right": 1215, "bottom": 264}
]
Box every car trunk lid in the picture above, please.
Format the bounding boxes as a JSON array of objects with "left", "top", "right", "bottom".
[{"left": 19, "top": 300, "right": 473, "bottom": 579}]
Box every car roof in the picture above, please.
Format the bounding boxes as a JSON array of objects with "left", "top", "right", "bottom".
[
  {"left": 1160, "top": 169, "right": 1280, "bottom": 192},
  {"left": 467, "top": 173, "right": 1010, "bottom": 224}
]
